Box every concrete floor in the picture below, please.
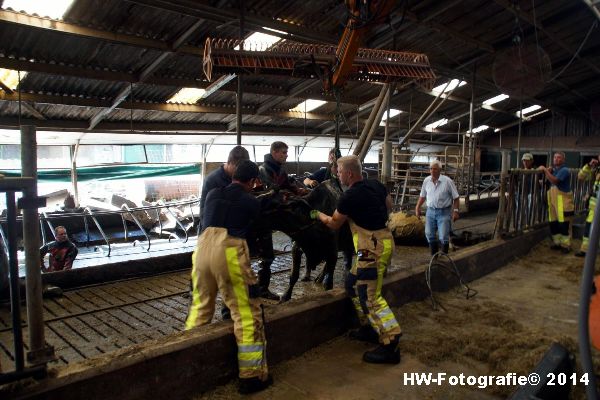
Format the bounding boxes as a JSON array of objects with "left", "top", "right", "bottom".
[{"left": 195, "top": 239, "right": 591, "bottom": 400}]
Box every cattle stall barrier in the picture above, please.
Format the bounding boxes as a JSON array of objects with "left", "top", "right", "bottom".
[{"left": 0, "top": 226, "right": 548, "bottom": 400}]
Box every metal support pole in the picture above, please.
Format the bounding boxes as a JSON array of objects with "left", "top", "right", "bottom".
[
  {"left": 578, "top": 187, "right": 600, "bottom": 399},
  {"left": 516, "top": 96, "right": 523, "bottom": 168},
  {"left": 494, "top": 150, "right": 510, "bottom": 239},
  {"left": 236, "top": 0, "right": 245, "bottom": 145},
  {"left": 353, "top": 84, "right": 389, "bottom": 157},
  {"left": 20, "top": 125, "right": 53, "bottom": 364},
  {"left": 465, "top": 68, "right": 476, "bottom": 212},
  {"left": 6, "top": 191, "right": 24, "bottom": 372},
  {"left": 358, "top": 87, "right": 391, "bottom": 162},
  {"left": 381, "top": 86, "right": 392, "bottom": 182},
  {"left": 70, "top": 140, "right": 80, "bottom": 208}
]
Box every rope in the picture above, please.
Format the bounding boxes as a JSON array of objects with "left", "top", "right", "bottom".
[{"left": 425, "top": 252, "right": 477, "bottom": 310}]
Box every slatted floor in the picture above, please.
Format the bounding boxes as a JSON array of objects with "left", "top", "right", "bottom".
[
  {"left": 0, "top": 217, "right": 498, "bottom": 372},
  {"left": 0, "top": 253, "right": 321, "bottom": 370}
]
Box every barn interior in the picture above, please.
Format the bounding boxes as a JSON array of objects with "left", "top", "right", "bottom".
[{"left": 0, "top": 0, "right": 599, "bottom": 398}]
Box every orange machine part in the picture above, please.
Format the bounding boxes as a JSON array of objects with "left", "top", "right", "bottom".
[{"left": 589, "top": 276, "right": 600, "bottom": 350}]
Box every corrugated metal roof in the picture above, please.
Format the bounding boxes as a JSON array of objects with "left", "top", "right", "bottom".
[{"left": 0, "top": 0, "right": 596, "bottom": 142}]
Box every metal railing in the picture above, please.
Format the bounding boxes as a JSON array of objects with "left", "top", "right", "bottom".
[
  {"left": 0, "top": 197, "right": 200, "bottom": 258},
  {"left": 495, "top": 169, "right": 593, "bottom": 235},
  {"left": 475, "top": 172, "right": 501, "bottom": 200}
]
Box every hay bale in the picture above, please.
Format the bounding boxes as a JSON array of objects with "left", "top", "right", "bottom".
[{"left": 388, "top": 211, "right": 427, "bottom": 245}]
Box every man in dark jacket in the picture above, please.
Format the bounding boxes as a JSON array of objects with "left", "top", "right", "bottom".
[
  {"left": 40, "top": 226, "right": 78, "bottom": 272},
  {"left": 187, "top": 160, "right": 272, "bottom": 394},
  {"left": 197, "top": 145, "right": 250, "bottom": 319},
  {"left": 200, "top": 145, "right": 250, "bottom": 219},
  {"left": 256, "top": 141, "right": 307, "bottom": 300}
]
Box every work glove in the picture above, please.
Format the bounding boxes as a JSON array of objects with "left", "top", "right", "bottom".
[{"left": 309, "top": 210, "right": 320, "bottom": 220}]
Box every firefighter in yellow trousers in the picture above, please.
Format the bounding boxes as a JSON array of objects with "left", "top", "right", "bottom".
[
  {"left": 312, "top": 155, "right": 402, "bottom": 364},
  {"left": 539, "top": 152, "right": 574, "bottom": 253},
  {"left": 576, "top": 155, "right": 600, "bottom": 257},
  {"left": 185, "top": 160, "right": 272, "bottom": 395}
]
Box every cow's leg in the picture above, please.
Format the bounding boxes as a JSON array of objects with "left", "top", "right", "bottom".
[
  {"left": 343, "top": 248, "right": 354, "bottom": 270},
  {"left": 256, "top": 229, "right": 278, "bottom": 300},
  {"left": 281, "top": 242, "right": 302, "bottom": 302},
  {"left": 315, "top": 250, "right": 337, "bottom": 289},
  {"left": 291, "top": 243, "right": 311, "bottom": 282}
]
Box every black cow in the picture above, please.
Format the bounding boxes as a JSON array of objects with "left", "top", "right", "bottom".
[
  {"left": 253, "top": 179, "right": 354, "bottom": 302},
  {"left": 298, "top": 179, "right": 354, "bottom": 279}
]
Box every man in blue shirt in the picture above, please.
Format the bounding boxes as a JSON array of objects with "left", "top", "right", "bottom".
[
  {"left": 303, "top": 148, "right": 341, "bottom": 188},
  {"left": 539, "top": 151, "right": 574, "bottom": 253},
  {"left": 415, "top": 160, "right": 460, "bottom": 255}
]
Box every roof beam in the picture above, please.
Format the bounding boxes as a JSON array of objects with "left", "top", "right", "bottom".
[
  {"left": 87, "top": 17, "right": 206, "bottom": 130},
  {"left": 0, "top": 117, "right": 226, "bottom": 132},
  {"left": 256, "top": 79, "right": 321, "bottom": 115},
  {"left": 415, "top": 88, "right": 518, "bottom": 117},
  {"left": 369, "top": 7, "right": 495, "bottom": 52},
  {"left": 0, "top": 117, "right": 323, "bottom": 136},
  {"left": 19, "top": 101, "right": 46, "bottom": 120},
  {"left": 128, "top": 0, "right": 338, "bottom": 45},
  {"left": 0, "top": 91, "right": 341, "bottom": 122},
  {"left": 0, "top": 9, "right": 201, "bottom": 55},
  {"left": 493, "top": 0, "right": 600, "bottom": 77},
  {"left": 0, "top": 57, "right": 289, "bottom": 97}
]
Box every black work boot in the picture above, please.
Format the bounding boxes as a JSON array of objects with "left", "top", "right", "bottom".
[
  {"left": 441, "top": 242, "right": 449, "bottom": 254},
  {"left": 429, "top": 241, "right": 439, "bottom": 256},
  {"left": 349, "top": 325, "right": 379, "bottom": 344},
  {"left": 238, "top": 375, "right": 273, "bottom": 394},
  {"left": 362, "top": 336, "right": 400, "bottom": 364},
  {"left": 260, "top": 288, "right": 280, "bottom": 301}
]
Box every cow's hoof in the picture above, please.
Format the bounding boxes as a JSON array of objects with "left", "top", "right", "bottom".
[
  {"left": 279, "top": 293, "right": 292, "bottom": 303},
  {"left": 301, "top": 275, "right": 311, "bottom": 282},
  {"left": 314, "top": 275, "right": 324, "bottom": 283}
]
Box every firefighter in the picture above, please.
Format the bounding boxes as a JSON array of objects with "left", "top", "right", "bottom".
[
  {"left": 576, "top": 155, "right": 600, "bottom": 257},
  {"left": 539, "top": 152, "right": 574, "bottom": 253},
  {"left": 311, "top": 155, "right": 402, "bottom": 364},
  {"left": 185, "top": 160, "right": 271, "bottom": 394},
  {"left": 257, "top": 141, "right": 307, "bottom": 300}
]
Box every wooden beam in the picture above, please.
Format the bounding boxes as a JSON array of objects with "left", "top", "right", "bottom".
[
  {"left": 0, "top": 117, "right": 225, "bottom": 132},
  {"left": 0, "top": 57, "right": 290, "bottom": 97},
  {"left": 20, "top": 102, "right": 46, "bottom": 120},
  {"left": 0, "top": 9, "right": 198, "bottom": 54},
  {"left": 0, "top": 91, "right": 345, "bottom": 121},
  {"left": 0, "top": 117, "right": 323, "bottom": 136},
  {"left": 87, "top": 14, "right": 206, "bottom": 129},
  {"left": 256, "top": 80, "right": 321, "bottom": 114}
]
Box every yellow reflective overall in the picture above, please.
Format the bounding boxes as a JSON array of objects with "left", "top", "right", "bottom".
[
  {"left": 185, "top": 227, "right": 268, "bottom": 380},
  {"left": 547, "top": 186, "right": 574, "bottom": 249},
  {"left": 347, "top": 220, "right": 401, "bottom": 345}
]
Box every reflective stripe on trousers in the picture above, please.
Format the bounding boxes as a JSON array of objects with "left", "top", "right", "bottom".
[
  {"left": 185, "top": 227, "right": 268, "bottom": 379},
  {"left": 347, "top": 221, "right": 401, "bottom": 345},
  {"left": 581, "top": 196, "right": 596, "bottom": 253}
]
